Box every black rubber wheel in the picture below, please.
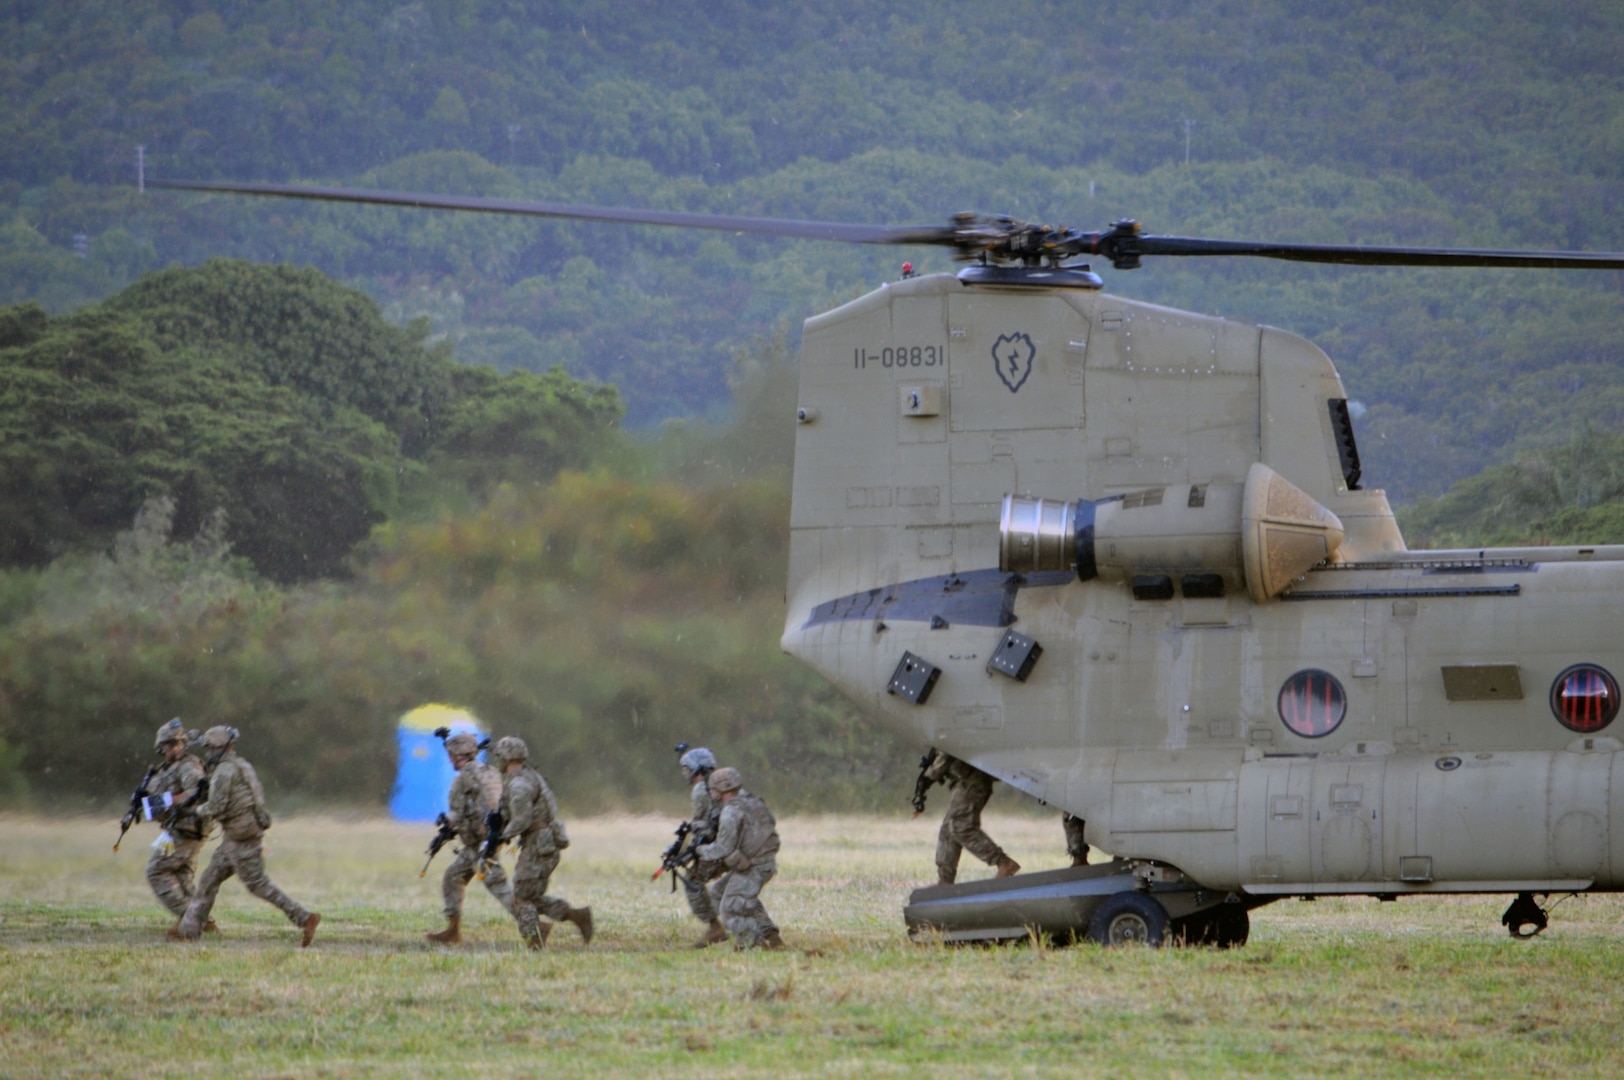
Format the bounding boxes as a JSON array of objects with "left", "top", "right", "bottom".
[
  {"left": 1173, "top": 904, "right": 1250, "bottom": 948},
  {"left": 1086, "top": 891, "right": 1169, "bottom": 947}
]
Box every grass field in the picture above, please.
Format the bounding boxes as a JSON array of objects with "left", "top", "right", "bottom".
[{"left": 3, "top": 812, "right": 1623, "bottom": 1077}]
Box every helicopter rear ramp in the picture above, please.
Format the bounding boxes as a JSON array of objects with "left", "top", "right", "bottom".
[{"left": 904, "top": 861, "right": 1248, "bottom": 945}]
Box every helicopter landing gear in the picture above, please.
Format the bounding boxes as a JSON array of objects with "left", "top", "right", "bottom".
[
  {"left": 1172, "top": 903, "right": 1250, "bottom": 948},
  {"left": 1501, "top": 892, "right": 1549, "bottom": 939},
  {"left": 1087, "top": 891, "right": 1169, "bottom": 947}
]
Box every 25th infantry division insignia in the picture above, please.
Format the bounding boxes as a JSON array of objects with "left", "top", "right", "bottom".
[{"left": 992, "top": 332, "right": 1035, "bottom": 393}]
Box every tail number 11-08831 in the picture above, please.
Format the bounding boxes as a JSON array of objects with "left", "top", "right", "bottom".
[{"left": 854, "top": 344, "right": 946, "bottom": 369}]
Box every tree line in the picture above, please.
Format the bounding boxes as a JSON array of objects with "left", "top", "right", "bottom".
[
  {"left": 3, "top": 1, "right": 1623, "bottom": 497},
  {"left": 0, "top": 267, "right": 902, "bottom": 812}
]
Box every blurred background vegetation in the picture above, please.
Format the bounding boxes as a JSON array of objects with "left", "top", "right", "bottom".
[{"left": 3, "top": 2, "right": 1624, "bottom": 811}]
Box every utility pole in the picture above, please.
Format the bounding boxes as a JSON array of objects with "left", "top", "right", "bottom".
[
  {"left": 1181, "top": 118, "right": 1195, "bottom": 165},
  {"left": 136, "top": 145, "right": 146, "bottom": 192}
]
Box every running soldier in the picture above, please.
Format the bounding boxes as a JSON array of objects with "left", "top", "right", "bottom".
[
  {"left": 174, "top": 726, "right": 320, "bottom": 946},
  {"left": 695, "top": 767, "right": 785, "bottom": 951},
  {"left": 490, "top": 736, "right": 592, "bottom": 950},
  {"left": 675, "top": 744, "right": 728, "bottom": 948},
  {"left": 426, "top": 732, "right": 512, "bottom": 945},
  {"left": 145, "top": 719, "right": 216, "bottom": 933},
  {"left": 927, "top": 753, "right": 1020, "bottom": 885}
]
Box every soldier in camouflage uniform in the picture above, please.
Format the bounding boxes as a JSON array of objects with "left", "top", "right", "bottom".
[
  {"left": 144, "top": 718, "right": 217, "bottom": 933},
  {"left": 490, "top": 736, "right": 592, "bottom": 950},
  {"left": 695, "top": 767, "right": 785, "bottom": 951},
  {"left": 174, "top": 726, "right": 320, "bottom": 946},
  {"left": 427, "top": 732, "right": 512, "bottom": 945},
  {"left": 675, "top": 745, "right": 728, "bottom": 948},
  {"left": 927, "top": 753, "right": 1020, "bottom": 885}
]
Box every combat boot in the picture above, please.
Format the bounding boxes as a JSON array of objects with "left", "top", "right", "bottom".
[
  {"left": 565, "top": 905, "right": 594, "bottom": 945},
  {"left": 426, "top": 914, "right": 462, "bottom": 945},
  {"left": 203, "top": 919, "right": 219, "bottom": 933},
  {"left": 693, "top": 919, "right": 729, "bottom": 948},
  {"left": 762, "top": 928, "right": 787, "bottom": 951},
  {"left": 525, "top": 923, "right": 552, "bottom": 951},
  {"left": 995, "top": 856, "right": 1022, "bottom": 878},
  {"left": 301, "top": 912, "right": 321, "bottom": 948}
]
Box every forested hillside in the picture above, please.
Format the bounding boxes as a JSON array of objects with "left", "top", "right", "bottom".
[
  {"left": 1397, "top": 429, "right": 1624, "bottom": 549},
  {"left": 4, "top": 1, "right": 1623, "bottom": 498},
  {"left": 5, "top": 4, "right": 1624, "bottom": 812}
]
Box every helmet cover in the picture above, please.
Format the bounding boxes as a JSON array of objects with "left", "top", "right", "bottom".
[
  {"left": 707, "top": 766, "right": 743, "bottom": 794},
  {"left": 200, "top": 725, "right": 239, "bottom": 751},
  {"left": 678, "top": 746, "right": 716, "bottom": 772},
  {"left": 444, "top": 732, "right": 480, "bottom": 756},
  {"left": 492, "top": 735, "right": 529, "bottom": 764},
  {"left": 154, "top": 717, "right": 186, "bottom": 751}
]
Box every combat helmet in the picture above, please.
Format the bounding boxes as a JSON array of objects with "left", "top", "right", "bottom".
[
  {"left": 677, "top": 745, "right": 716, "bottom": 773},
  {"left": 492, "top": 735, "right": 529, "bottom": 764},
  {"left": 444, "top": 732, "right": 481, "bottom": 756},
  {"left": 153, "top": 717, "right": 187, "bottom": 751},
  {"left": 708, "top": 766, "right": 743, "bottom": 794},
  {"left": 200, "top": 725, "right": 239, "bottom": 751}
]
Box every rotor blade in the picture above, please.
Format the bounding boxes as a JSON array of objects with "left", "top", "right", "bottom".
[
  {"left": 150, "top": 180, "right": 957, "bottom": 247},
  {"left": 1131, "top": 234, "right": 1624, "bottom": 270}
]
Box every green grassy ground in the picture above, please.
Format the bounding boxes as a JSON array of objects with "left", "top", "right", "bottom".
[{"left": 3, "top": 813, "right": 1622, "bottom": 1077}]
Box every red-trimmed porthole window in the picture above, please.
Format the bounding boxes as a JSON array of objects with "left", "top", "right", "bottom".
[
  {"left": 1550, "top": 664, "right": 1620, "bottom": 733},
  {"left": 1278, "top": 669, "right": 1347, "bottom": 738}
]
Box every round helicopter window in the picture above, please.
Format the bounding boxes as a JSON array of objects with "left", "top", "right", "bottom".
[
  {"left": 1278, "top": 669, "right": 1346, "bottom": 738},
  {"left": 1550, "top": 664, "right": 1620, "bottom": 733}
]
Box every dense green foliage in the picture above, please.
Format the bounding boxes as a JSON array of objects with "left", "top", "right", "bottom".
[
  {"left": 0, "top": 265, "right": 892, "bottom": 809},
  {"left": 4, "top": 2, "right": 1623, "bottom": 495},
  {"left": 0, "top": 262, "right": 621, "bottom": 579},
  {"left": 1397, "top": 429, "right": 1624, "bottom": 548},
  {"left": 0, "top": 464, "right": 896, "bottom": 813}
]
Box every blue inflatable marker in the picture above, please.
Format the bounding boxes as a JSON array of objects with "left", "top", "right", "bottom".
[{"left": 389, "top": 704, "right": 486, "bottom": 822}]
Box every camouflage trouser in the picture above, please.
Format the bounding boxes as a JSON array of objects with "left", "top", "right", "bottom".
[
  {"left": 713, "top": 861, "right": 777, "bottom": 948},
  {"left": 1063, "top": 813, "right": 1089, "bottom": 863},
  {"left": 683, "top": 858, "right": 723, "bottom": 923},
  {"left": 178, "top": 835, "right": 311, "bottom": 937},
  {"left": 935, "top": 770, "right": 1004, "bottom": 883},
  {"left": 145, "top": 834, "right": 204, "bottom": 917},
  {"left": 441, "top": 844, "right": 513, "bottom": 918},
  {"left": 510, "top": 846, "right": 571, "bottom": 943}
]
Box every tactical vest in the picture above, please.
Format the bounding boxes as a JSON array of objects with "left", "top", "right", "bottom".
[{"left": 732, "top": 791, "right": 780, "bottom": 863}]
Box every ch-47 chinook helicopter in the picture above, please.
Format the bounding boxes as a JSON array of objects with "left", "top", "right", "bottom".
[{"left": 157, "top": 178, "right": 1624, "bottom": 947}]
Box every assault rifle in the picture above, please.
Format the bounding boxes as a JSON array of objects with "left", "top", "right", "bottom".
[
  {"left": 476, "top": 809, "right": 506, "bottom": 879},
  {"left": 910, "top": 748, "right": 941, "bottom": 818},
  {"left": 419, "top": 812, "right": 456, "bottom": 878},
  {"left": 114, "top": 764, "right": 159, "bottom": 852},
  {"left": 652, "top": 820, "right": 696, "bottom": 890}
]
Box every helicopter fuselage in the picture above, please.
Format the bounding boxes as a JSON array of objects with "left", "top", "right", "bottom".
[{"left": 782, "top": 270, "right": 1624, "bottom": 899}]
